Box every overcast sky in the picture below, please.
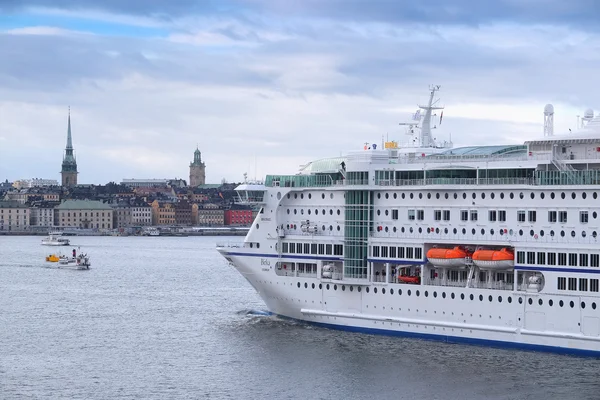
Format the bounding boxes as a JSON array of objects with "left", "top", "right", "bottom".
[{"left": 1, "top": 0, "right": 599, "bottom": 184}]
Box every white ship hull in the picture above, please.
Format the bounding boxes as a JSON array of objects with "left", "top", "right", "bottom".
[{"left": 219, "top": 250, "right": 600, "bottom": 356}]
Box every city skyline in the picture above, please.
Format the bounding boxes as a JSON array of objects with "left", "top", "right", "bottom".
[{"left": 1, "top": 1, "right": 600, "bottom": 184}]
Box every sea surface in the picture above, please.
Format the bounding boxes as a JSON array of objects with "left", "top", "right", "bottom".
[{"left": 2, "top": 235, "right": 600, "bottom": 399}]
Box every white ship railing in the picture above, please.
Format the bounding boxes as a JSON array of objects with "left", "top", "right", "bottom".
[
  {"left": 400, "top": 153, "right": 550, "bottom": 164},
  {"left": 422, "top": 278, "right": 528, "bottom": 291},
  {"left": 374, "top": 177, "right": 534, "bottom": 186},
  {"left": 334, "top": 174, "right": 600, "bottom": 187}
]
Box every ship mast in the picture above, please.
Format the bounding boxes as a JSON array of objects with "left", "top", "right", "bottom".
[{"left": 418, "top": 85, "right": 444, "bottom": 148}]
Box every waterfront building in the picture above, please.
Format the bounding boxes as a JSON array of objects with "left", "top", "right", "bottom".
[
  {"left": 131, "top": 204, "right": 152, "bottom": 226},
  {"left": 189, "top": 147, "right": 206, "bottom": 187},
  {"left": 151, "top": 200, "right": 175, "bottom": 225},
  {"left": 0, "top": 201, "right": 29, "bottom": 231},
  {"left": 112, "top": 203, "right": 132, "bottom": 229},
  {"left": 197, "top": 203, "right": 225, "bottom": 226},
  {"left": 29, "top": 202, "right": 58, "bottom": 227},
  {"left": 112, "top": 200, "right": 153, "bottom": 228},
  {"left": 174, "top": 199, "right": 193, "bottom": 225},
  {"left": 61, "top": 109, "right": 78, "bottom": 187},
  {"left": 55, "top": 200, "right": 113, "bottom": 229},
  {"left": 224, "top": 208, "right": 253, "bottom": 226}
]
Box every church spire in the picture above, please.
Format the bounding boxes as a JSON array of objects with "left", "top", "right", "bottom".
[
  {"left": 66, "top": 106, "right": 73, "bottom": 150},
  {"left": 61, "top": 106, "right": 78, "bottom": 187}
]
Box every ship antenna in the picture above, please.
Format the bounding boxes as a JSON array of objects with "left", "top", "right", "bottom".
[{"left": 418, "top": 85, "right": 444, "bottom": 148}]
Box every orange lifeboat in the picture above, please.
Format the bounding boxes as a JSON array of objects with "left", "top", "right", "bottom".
[
  {"left": 426, "top": 246, "right": 470, "bottom": 268},
  {"left": 472, "top": 248, "right": 514, "bottom": 270},
  {"left": 398, "top": 275, "right": 420, "bottom": 284}
]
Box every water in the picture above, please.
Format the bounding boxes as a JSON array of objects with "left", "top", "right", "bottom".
[{"left": 2, "top": 236, "right": 600, "bottom": 399}]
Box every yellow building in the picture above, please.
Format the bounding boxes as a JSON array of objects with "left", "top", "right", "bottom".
[{"left": 151, "top": 200, "right": 176, "bottom": 225}]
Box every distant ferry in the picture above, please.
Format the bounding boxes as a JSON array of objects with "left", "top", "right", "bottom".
[
  {"left": 143, "top": 227, "right": 160, "bottom": 236},
  {"left": 41, "top": 232, "right": 70, "bottom": 246},
  {"left": 218, "top": 86, "right": 600, "bottom": 356}
]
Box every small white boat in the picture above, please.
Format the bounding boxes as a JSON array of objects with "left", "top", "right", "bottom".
[
  {"left": 41, "top": 232, "right": 70, "bottom": 246},
  {"left": 58, "top": 253, "right": 91, "bottom": 270},
  {"left": 143, "top": 227, "right": 160, "bottom": 236}
]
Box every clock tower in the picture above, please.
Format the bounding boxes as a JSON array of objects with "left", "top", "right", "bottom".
[{"left": 189, "top": 146, "right": 206, "bottom": 187}]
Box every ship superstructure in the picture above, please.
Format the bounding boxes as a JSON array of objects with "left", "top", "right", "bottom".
[{"left": 217, "top": 86, "right": 600, "bottom": 356}]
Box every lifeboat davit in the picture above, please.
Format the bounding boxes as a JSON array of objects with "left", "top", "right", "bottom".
[
  {"left": 472, "top": 248, "right": 514, "bottom": 270},
  {"left": 426, "top": 246, "right": 470, "bottom": 268}
]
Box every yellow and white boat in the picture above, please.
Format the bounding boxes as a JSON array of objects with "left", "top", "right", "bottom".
[{"left": 46, "top": 254, "right": 62, "bottom": 262}]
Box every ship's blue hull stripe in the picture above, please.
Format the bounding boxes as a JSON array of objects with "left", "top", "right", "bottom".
[{"left": 281, "top": 316, "right": 600, "bottom": 358}]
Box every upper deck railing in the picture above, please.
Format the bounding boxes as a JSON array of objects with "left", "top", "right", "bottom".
[
  {"left": 263, "top": 171, "right": 600, "bottom": 188},
  {"left": 263, "top": 157, "right": 600, "bottom": 188},
  {"left": 265, "top": 174, "right": 335, "bottom": 188},
  {"left": 373, "top": 177, "right": 534, "bottom": 186}
]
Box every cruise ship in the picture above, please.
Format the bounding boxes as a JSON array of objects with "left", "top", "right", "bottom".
[{"left": 217, "top": 86, "right": 600, "bottom": 356}]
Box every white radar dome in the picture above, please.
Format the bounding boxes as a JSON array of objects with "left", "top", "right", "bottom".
[
  {"left": 544, "top": 104, "right": 554, "bottom": 114},
  {"left": 584, "top": 108, "right": 594, "bottom": 119}
]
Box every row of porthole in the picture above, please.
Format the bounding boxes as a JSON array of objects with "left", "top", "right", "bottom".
[
  {"left": 287, "top": 193, "right": 336, "bottom": 200},
  {"left": 287, "top": 223, "right": 341, "bottom": 231},
  {"left": 295, "top": 282, "right": 597, "bottom": 310},
  {"left": 287, "top": 208, "right": 342, "bottom": 216},
  {"left": 377, "top": 191, "right": 598, "bottom": 201},
  {"left": 378, "top": 210, "right": 599, "bottom": 221},
  {"left": 376, "top": 225, "right": 599, "bottom": 239}
]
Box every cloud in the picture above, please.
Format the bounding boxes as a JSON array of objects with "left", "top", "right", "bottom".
[
  {"left": 3, "top": 26, "right": 76, "bottom": 35},
  {"left": 2, "top": 0, "right": 600, "bottom": 28},
  {"left": 0, "top": 1, "right": 599, "bottom": 184},
  {"left": 246, "top": 0, "right": 600, "bottom": 28},
  {"left": 0, "top": 0, "right": 233, "bottom": 17}
]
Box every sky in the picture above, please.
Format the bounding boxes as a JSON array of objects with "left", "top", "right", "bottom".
[{"left": 1, "top": 0, "right": 599, "bottom": 185}]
